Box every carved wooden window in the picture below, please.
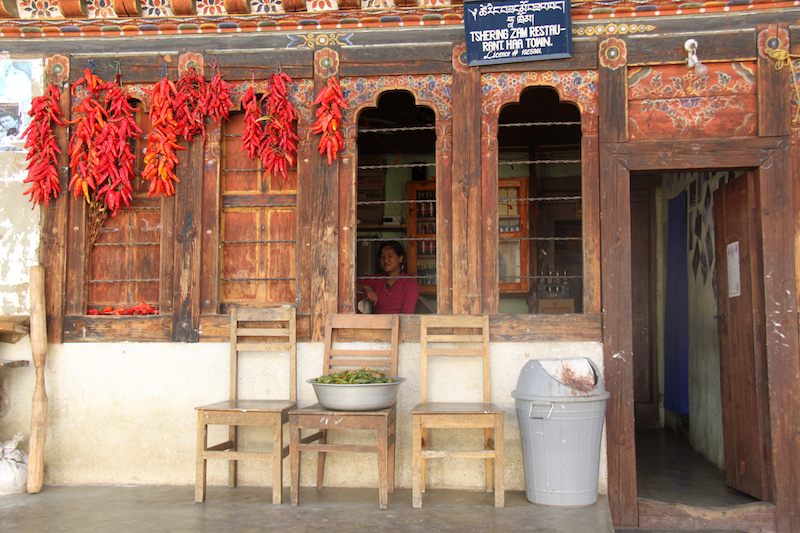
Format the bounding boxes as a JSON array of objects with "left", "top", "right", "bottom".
[{"left": 219, "top": 109, "right": 297, "bottom": 308}]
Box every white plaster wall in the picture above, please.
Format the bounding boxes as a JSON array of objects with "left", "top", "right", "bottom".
[{"left": 1, "top": 338, "right": 607, "bottom": 494}]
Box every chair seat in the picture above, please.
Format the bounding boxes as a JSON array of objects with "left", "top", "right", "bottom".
[
  {"left": 197, "top": 399, "right": 296, "bottom": 412},
  {"left": 410, "top": 402, "right": 504, "bottom": 415}
]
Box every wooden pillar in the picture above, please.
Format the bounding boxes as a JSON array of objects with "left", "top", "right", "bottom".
[
  {"left": 41, "top": 56, "right": 69, "bottom": 343},
  {"left": 598, "top": 36, "right": 638, "bottom": 528},
  {"left": 451, "top": 52, "right": 481, "bottom": 315},
  {"left": 299, "top": 48, "right": 340, "bottom": 341},
  {"left": 480, "top": 116, "right": 499, "bottom": 314},
  {"left": 581, "top": 115, "right": 600, "bottom": 314},
  {"left": 200, "top": 125, "right": 222, "bottom": 315},
  {"left": 338, "top": 125, "right": 357, "bottom": 314},
  {"left": 757, "top": 24, "right": 800, "bottom": 533}
]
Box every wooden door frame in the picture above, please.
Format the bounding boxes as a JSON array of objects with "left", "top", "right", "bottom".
[{"left": 599, "top": 136, "right": 800, "bottom": 531}]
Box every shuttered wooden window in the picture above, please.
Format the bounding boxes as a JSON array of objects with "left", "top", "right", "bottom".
[
  {"left": 87, "top": 104, "right": 161, "bottom": 310},
  {"left": 219, "top": 110, "right": 297, "bottom": 306}
]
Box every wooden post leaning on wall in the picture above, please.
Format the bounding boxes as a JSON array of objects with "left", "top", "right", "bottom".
[
  {"left": 756, "top": 25, "right": 800, "bottom": 533},
  {"left": 27, "top": 265, "right": 48, "bottom": 493},
  {"left": 337, "top": 121, "right": 356, "bottom": 314},
  {"left": 449, "top": 45, "right": 478, "bottom": 315},
  {"left": 41, "top": 56, "right": 70, "bottom": 343},
  {"left": 598, "top": 36, "right": 638, "bottom": 528}
]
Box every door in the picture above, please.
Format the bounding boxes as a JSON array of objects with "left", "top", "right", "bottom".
[{"left": 712, "top": 171, "right": 772, "bottom": 500}]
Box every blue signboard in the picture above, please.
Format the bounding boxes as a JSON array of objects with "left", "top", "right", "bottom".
[{"left": 463, "top": 0, "right": 572, "bottom": 66}]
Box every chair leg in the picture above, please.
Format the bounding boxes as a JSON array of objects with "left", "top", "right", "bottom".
[
  {"left": 411, "top": 417, "right": 423, "bottom": 508},
  {"left": 289, "top": 419, "right": 300, "bottom": 506},
  {"left": 195, "top": 413, "right": 207, "bottom": 503},
  {"left": 388, "top": 413, "right": 396, "bottom": 493},
  {"left": 228, "top": 425, "right": 238, "bottom": 488},
  {"left": 420, "top": 427, "right": 428, "bottom": 494},
  {"left": 484, "top": 427, "right": 493, "bottom": 492},
  {"left": 316, "top": 429, "right": 327, "bottom": 490},
  {"left": 272, "top": 417, "right": 283, "bottom": 505},
  {"left": 494, "top": 415, "right": 505, "bottom": 508},
  {"left": 377, "top": 423, "right": 389, "bottom": 510}
]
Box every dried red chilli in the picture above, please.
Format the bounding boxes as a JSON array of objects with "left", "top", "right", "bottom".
[
  {"left": 21, "top": 83, "right": 65, "bottom": 206},
  {"left": 67, "top": 69, "right": 143, "bottom": 217},
  {"left": 142, "top": 77, "right": 185, "bottom": 197},
  {"left": 259, "top": 72, "right": 298, "bottom": 183},
  {"left": 241, "top": 85, "right": 265, "bottom": 160},
  {"left": 204, "top": 68, "right": 233, "bottom": 124},
  {"left": 174, "top": 66, "right": 207, "bottom": 142},
  {"left": 311, "top": 76, "right": 347, "bottom": 166},
  {"left": 95, "top": 83, "right": 143, "bottom": 215}
]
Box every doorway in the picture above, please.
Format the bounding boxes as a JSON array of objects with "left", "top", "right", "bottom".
[{"left": 630, "top": 170, "right": 770, "bottom": 510}]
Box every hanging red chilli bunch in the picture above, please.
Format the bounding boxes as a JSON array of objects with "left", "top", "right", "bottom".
[
  {"left": 21, "top": 83, "right": 65, "bottom": 206},
  {"left": 68, "top": 69, "right": 142, "bottom": 217},
  {"left": 204, "top": 67, "right": 233, "bottom": 124},
  {"left": 142, "top": 77, "right": 185, "bottom": 197},
  {"left": 240, "top": 85, "right": 263, "bottom": 160},
  {"left": 259, "top": 72, "right": 298, "bottom": 183},
  {"left": 173, "top": 66, "right": 207, "bottom": 142},
  {"left": 311, "top": 76, "right": 347, "bottom": 165}
]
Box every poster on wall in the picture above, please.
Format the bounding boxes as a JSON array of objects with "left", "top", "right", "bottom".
[
  {"left": 463, "top": 0, "right": 572, "bottom": 66},
  {"left": 0, "top": 60, "right": 41, "bottom": 151}
]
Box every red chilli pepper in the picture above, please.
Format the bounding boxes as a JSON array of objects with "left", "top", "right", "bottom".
[
  {"left": 21, "top": 83, "right": 65, "bottom": 206},
  {"left": 310, "top": 76, "right": 347, "bottom": 166}
]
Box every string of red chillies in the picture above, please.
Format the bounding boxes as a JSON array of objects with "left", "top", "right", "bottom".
[
  {"left": 21, "top": 83, "right": 65, "bottom": 206},
  {"left": 205, "top": 67, "right": 233, "bottom": 125},
  {"left": 311, "top": 76, "right": 348, "bottom": 166},
  {"left": 174, "top": 66, "right": 208, "bottom": 142},
  {"left": 142, "top": 77, "right": 185, "bottom": 197},
  {"left": 241, "top": 86, "right": 264, "bottom": 161},
  {"left": 68, "top": 69, "right": 143, "bottom": 217},
  {"left": 259, "top": 72, "right": 299, "bottom": 183}
]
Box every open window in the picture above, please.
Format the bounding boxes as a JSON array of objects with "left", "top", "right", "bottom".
[
  {"left": 356, "top": 90, "right": 437, "bottom": 313},
  {"left": 497, "top": 87, "right": 583, "bottom": 314}
]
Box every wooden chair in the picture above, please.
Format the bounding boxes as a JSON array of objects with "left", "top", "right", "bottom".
[
  {"left": 195, "top": 306, "right": 297, "bottom": 504},
  {"left": 289, "top": 314, "right": 400, "bottom": 510},
  {"left": 410, "top": 315, "right": 505, "bottom": 508}
]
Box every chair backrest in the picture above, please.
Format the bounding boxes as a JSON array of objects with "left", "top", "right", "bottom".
[
  {"left": 323, "top": 314, "right": 400, "bottom": 377},
  {"left": 419, "top": 315, "right": 491, "bottom": 403},
  {"left": 230, "top": 306, "right": 297, "bottom": 402}
]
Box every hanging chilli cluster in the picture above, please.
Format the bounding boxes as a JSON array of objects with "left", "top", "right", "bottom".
[
  {"left": 143, "top": 67, "right": 233, "bottom": 197},
  {"left": 68, "top": 69, "right": 143, "bottom": 217},
  {"left": 21, "top": 83, "right": 64, "bottom": 206},
  {"left": 241, "top": 71, "right": 299, "bottom": 183},
  {"left": 311, "top": 76, "right": 347, "bottom": 165}
]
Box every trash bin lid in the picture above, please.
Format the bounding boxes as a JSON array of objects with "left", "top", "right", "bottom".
[{"left": 512, "top": 358, "right": 609, "bottom": 402}]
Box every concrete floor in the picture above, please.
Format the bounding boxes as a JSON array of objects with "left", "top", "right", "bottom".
[{"left": 0, "top": 486, "right": 614, "bottom": 533}]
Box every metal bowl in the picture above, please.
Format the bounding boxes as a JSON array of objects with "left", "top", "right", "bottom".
[{"left": 307, "top": 377, "right": 405, "bottom": 411}]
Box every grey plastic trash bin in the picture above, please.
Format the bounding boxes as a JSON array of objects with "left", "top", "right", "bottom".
[{"left": 512, "top": 357, "right": 610, "bottom": 507}]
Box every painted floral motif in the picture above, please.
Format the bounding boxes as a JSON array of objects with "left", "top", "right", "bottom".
[
  {"left": 141, "top": 0, "right": 174, "bottom": 17},
  {"left": 361, "top": 0, "right": 393, "bottom": 8},
  {"left": 340, "top": 74, "right": 453, "bottom": 127},
  {"left": 627, "top": 63, "right": 757, "bottom": 139},
  {"left": 18, "top": 0, "right": 61, "bottom": 19},
  {"left": 419, "top": 0, "right": 448, "bottom": 6},
  {"left": 598, "top": 37, "right": 626, "bottom": 70},
  {"left": 306, "top": 0, "right": 337, "bottom": 11},
  {"left": 197, "top": 0, "right": 226, "bottom": 15},
  {"left": 757, "top": 26, "right": 789, "bottom": 58},
  {"left": 251, "top": 0, "right": 284, "bottom": 13},
  {"left": 481, "top": 71, "right": 599, "bottom": 118},
  {"left": 86, "top": 0, "right": 117, "bottom": 18}
]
